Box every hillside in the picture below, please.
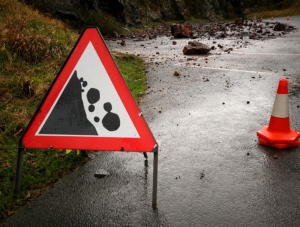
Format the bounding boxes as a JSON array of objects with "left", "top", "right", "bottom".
[{"left": 21, "top": 0, "right": 300, "bottom": 36}]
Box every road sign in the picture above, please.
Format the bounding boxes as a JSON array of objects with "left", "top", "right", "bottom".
[{"left": 21, "top": 27, "right": 156, "bottom": 152}]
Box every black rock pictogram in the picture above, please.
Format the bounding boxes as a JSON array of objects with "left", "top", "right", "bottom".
[
  {"left": 102, "top": 102, "right": 120, "bottom": 131},
  {"left": 88, "top": 105, "right": 95, "bottom": 112},
  {"left": 79, "top": 77, "right": 88, "bottom": 92},
  {"left": 87, "top": 88, "right": 100, "bottom": 104},
  {"left": 86, "top": 88, "right": 100, "bottom": 114}
]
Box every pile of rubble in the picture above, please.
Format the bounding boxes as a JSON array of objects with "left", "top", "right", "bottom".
[
  {"left": 111, "top": 20, "right": 296, "bottom": 41},
  {"left": 110, "top": 19, "right": 296, "bottom": 55},
  {"left": 171, "top": 20, "right": 295, "bottom": 40}
]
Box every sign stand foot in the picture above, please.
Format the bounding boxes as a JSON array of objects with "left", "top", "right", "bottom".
[
  {"left": 143, "top": 152, "right": 148, "bottom": 159},
  {"left": 152, "top": 145, "right": 158, "bottom": 208}
]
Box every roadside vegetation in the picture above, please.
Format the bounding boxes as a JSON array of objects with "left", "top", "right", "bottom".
[
  {"left": 247, "top": 0, "right": 300, "bottom": 19},
  {"left": 0, "top": 0, "right": 146, "bottom": 224}
]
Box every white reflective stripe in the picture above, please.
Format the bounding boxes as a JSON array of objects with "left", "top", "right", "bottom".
[{"left": 271, "top": 94, "right": 289, "bottom": 118}]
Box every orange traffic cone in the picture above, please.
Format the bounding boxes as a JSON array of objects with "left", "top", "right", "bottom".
[
  {"left": 257, "top": 79, "right": 300, "bottom": 149},
  {"left": 286, "top": 16, "right": 290, "bottom": 21},
  {"left": 271, "top": 16, "right": 274, "bottom": 21}
]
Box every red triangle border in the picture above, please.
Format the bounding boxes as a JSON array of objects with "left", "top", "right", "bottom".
[{"left": 21, "top": 27, "right": 156, "bottom": 152}]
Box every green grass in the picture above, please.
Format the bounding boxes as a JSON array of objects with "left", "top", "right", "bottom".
[
  {"left": 0, "top": 0, "right": 146, "bottom": 224},
  {"left": 112, "top": 51, "right": 147, "bottom": 100}
]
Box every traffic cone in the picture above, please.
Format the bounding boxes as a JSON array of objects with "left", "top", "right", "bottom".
[
  {"left": 257, "top": 79, "right": 300, "bottom": 149},
  {"left": 286, "top": 16, "right": 290, "bottom": 21},
  {"left": 271, "top": 16, "right": 274, "bottom": 21}
]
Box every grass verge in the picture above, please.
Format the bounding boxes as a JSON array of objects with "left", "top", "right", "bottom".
[{"left": 0, "top": 0, "right": 146, "bottom": 224}]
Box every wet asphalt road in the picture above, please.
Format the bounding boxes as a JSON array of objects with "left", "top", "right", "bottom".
[{"left": 5, "top": 16, "right": 300, "bottom": 227}]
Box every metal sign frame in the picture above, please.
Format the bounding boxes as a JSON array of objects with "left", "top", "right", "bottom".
[{"left": 15, "top": 27, "right": 158, "bottom": 208}]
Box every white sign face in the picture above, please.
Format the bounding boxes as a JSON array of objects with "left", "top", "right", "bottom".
[{"left": 75, "top": 42, "right": 140, "bottom": 138}]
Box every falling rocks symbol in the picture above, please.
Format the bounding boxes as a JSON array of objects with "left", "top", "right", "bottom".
[{"left": 39, "top": 70, "right": 98, "bottom": 135}]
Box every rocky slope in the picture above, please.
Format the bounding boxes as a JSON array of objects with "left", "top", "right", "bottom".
[
  {"left": 21, "top": 0, "right": 245, "bottom": 28},
  {"left": 20, "top": 0, "right": 296, "bottom": 33}
]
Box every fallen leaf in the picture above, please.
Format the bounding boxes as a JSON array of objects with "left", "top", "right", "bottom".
[
  {"left": 7, "top": 210, "right": 14, "bottom": 216},
  {"left": 25, "top": 191, "right": 31, "bottom": 199},
  {"left": 2, "top": 161, "right": 10, "bottom": 167},
  {"left": 31, "top": 162, "right": 38, "bottom": 168}
]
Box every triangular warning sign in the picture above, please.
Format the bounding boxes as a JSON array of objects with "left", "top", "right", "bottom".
[{"left": 21, "top": 27, "right": 156, "bottom": 152}]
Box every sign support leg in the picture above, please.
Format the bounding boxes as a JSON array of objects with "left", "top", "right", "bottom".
[
  {"left": 152, "top": 145, "right": 158, "bottom": 208},
  {"left": 143, "top": 152, "right": 148, "bottom": 159},
  {"left": 15, "top": 141, "right": 25, "bottom": 193}
]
